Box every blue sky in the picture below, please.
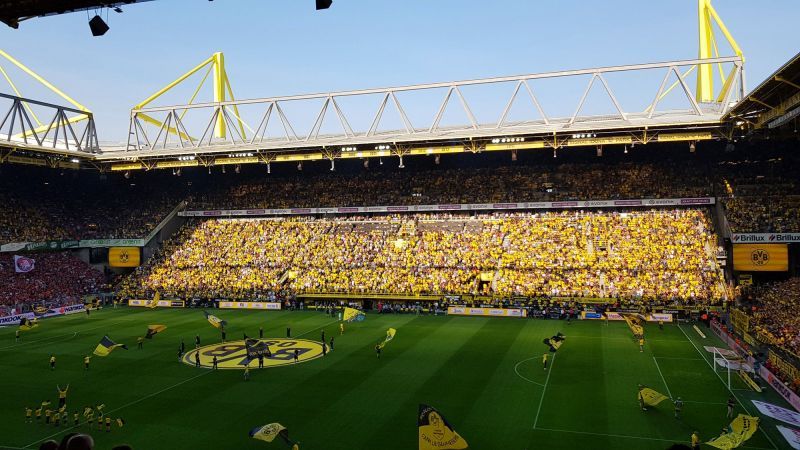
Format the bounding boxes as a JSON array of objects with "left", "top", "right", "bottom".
[{"left": 0, "top": 0, "right": 798, "bottom": 141}]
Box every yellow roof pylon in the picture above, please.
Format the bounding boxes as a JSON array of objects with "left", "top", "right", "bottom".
[
  {"left": 133, "top": 52, "right": 246, "bottom": 142},
  {"left": 0, "top": 49, "right": 91, "bottom": 138},
  {"left": 696, "top": 0, "right": 744, "bottom": 103}
]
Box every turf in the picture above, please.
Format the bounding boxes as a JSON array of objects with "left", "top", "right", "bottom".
[{"left": 0, "top": 307, "right": 794, "bottom": 450}]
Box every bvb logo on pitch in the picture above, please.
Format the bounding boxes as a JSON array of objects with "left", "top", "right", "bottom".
[
  {"left": 750, "top": 248, "right": 769, "bottom": 266},
  {"left": 182, "top": 338, "right": 325, "bottom": 369}
]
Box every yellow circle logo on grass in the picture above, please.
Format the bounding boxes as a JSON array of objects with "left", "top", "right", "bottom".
[{"left": 182, "top": 339, "right": 325, "bottom": 369}]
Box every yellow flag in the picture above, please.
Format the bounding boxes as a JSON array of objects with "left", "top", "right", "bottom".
[
  {"left": 418, "top": 404, "right": 468, "bottom": 450},
  {"left": 706, "top": 415, "right": 760, "bottom": 449},
  {"left": 638, "top": 387, "right": 668, "bottom": 407},
  {"left": 147, "top": 291, "right": 160, "bottom": 308},
  {"left": 343, "top": 307, "right": 365, "bottom": 322}
]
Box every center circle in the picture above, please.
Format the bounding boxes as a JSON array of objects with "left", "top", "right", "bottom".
[{"left": 181, "top": 338, "right": 325, "bottom": 369}]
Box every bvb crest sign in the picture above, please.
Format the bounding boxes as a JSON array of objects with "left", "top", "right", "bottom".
[{"left": 182, "top": 339, "right": 325, "bottom": 369}]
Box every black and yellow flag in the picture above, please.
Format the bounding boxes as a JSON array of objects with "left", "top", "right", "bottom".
[
  {"left": 378, "top": 328, "right": 396, "bottom": 349},
  {"left": 204, "top": 311, "right": 227, "bottom": 330},
  {"left": 19, "top": 317, "right": 38, "bottom": 331},
  {"left": 145, "top": 324, "right": 167, "bottom": 339},
  {"left": 707, "top": 414, "right": 760, "bottom": 449},
  {"left": 418, "top": 404, "right": 468, "bottom": 450},
  {"left": 93, "top": 336, "right": 128, "bottom": 357}
]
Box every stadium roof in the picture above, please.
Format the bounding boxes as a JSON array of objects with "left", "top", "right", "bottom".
[
  {"left": 724, "top": 51, "right": 800, "bottom": 131},
  {"left": 0, "top": 0, "right": 152, "bottom": 28}
]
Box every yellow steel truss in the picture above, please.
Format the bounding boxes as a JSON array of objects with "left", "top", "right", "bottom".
[
  {"left": 132, "top": 52, "right": 245, "bottom": 141},
  {"left": 0, "top": 49, "right": 91, "bottom": 138},
  {"left": 696, "top": 0, "right": 744, "bottom": 103}
]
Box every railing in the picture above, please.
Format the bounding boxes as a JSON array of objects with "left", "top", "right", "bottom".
[
  {"left": 0, "top": 92, "right": 99, "bottom": 154},
  {"left": 124, "top": 56, "right": 744, "bottom": 154}
]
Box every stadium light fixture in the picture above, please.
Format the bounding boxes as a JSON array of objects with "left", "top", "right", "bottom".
[
  {"left": 553, "top": 149, "right": 557, "bottom": 158},
  {"left": 297, "top": 162, "right": 303, "bottom": 171},
  {"left": 434, "top": 155, "right": 440, "bottom": 165},
  {"left": 689, "top": 141, "right": 696, "bottom": 152},
  {"left": 596, "top": 146, "right": 602, "bottom": 157},
  {"left": 88, "top": 14, "right": 109, "bottom": 37},
  {"left": 124, "top": 171, "right": 130, "bottom": 179},
  {"left": 511, "top": 150, "right": 517, "bottom": 161},
  {"left": 176, "top": 168, "right": 182, "bottom": 177},
  {"left": 267, "top": 163, "right": 271, "bottom": 174},
  {"left": 70, "top": 158, "right": 80, "bottom": 163},
  {"left": 624, "top": 145, "right": 628, "bottom": 154},
  {"left": 398, "top": 156, "right": 405, "bottom": 169},
  {"left": 330, "top": 159, "right": 335, "bottom": 171},
  {"left": 363, "top": 159, "right": 369, "bottom": 169},
  {"left": 235, "top": 164, "right": 241, "bottom": 174},
  {"left": 379, "top": 158, "right": 383, "bottom": 165},
  {"left": 316, "top": 0, "right": 333, "bottom": 10},
  {"left": 221, "top": 166, "right": 226, "bottom": 174}
]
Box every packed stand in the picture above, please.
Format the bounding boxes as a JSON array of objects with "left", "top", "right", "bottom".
[
  {"left": 0, "top": 252, "right": 105, "bottom": 315},
  {"left": 741, "top": 278, "right": 800, "bottom": 357},
  {"left": 118, "top": 209, "right": 725, "bottom": 303},
  {"left": 0, "top": 166, "right": 187, "bottom": 245},
  {"left": 720, "top": 158, "right": 800, "bottom": 232},
  {"left": 189, "top": 163, "right": 713, "bottom": 209}
]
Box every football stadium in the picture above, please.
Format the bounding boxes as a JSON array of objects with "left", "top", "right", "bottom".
[{"left": 1, "top": 1, "right": 800, "bottom": 449}]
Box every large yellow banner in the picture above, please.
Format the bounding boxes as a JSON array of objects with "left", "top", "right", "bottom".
[
  {"left": 108, "top": 247, "right": 141, "bottom": 267},
  {"left": 732, "top": 244, "right": 788, "bottom": 272}
]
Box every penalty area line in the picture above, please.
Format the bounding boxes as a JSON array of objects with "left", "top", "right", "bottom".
[
  {"left": 23, "top": 370, "right": 213, "bottom": 448},
  {"left": 676, "top": 323, "right": 779, "bottom": 450},
  {"left": 652, "top": 356, "right": 673, "bottom": 399}
]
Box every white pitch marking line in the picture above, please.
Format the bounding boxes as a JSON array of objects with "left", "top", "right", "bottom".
[
  {"left": 514, "top": 357, "right": 545, "bottom": 387},
  {"left": 653, "top": 356, "right": 673, "bottom": 399},
  {"left": 23, "top": 370, "right": 213, "bottom": 448},
  {"left": 0, "top": 321, "right": 124, "bottom": 351},
  {"left": 532, "top": 353, "right": 555, "bottom": 429},
  {"left": 677, "top": 323, "right": 779, "bottom": 450}
]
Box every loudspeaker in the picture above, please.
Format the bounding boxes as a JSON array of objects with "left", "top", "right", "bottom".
[
  {"left": 89, "top": 15, "right": 109, "bottom": 36},
  {"left": 316, "top": 0, "right": 332, "bottom": 10}
]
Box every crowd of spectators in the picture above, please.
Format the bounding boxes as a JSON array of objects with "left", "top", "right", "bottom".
[
  {"left": 0, "top": 252, "right": 105, "bottom": 316},
  {"left": 0, "top": 166, "right": 187, "bottom": 245},
  {"left": 1, "top": 152, "right": 798, "bottom": 247},
  {"left": 740, "top": 278, "right": 800, "bottom": 357},
  {"left": 118, "top": 210, "right": 726, "bottom": 303},
  {"left": 189, "top": 162, "right": 714, "bottom": 209}
]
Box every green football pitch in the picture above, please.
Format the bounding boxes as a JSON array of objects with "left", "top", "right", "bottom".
[{"left": 0, "top": 307, "right": 794, "bottom": 450}]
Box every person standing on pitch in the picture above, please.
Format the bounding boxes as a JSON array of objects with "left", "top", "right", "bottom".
[
  {"left": 49, "top": 354, "right": 56, "bottom": 371},
  {"left": 542, "top": 353, "right": 548, "bottom": 370},
  {"left": 259, "top": 327, "right": 263, "bottom": 339},
  {"left": 322, "top": 342, "right": 327, "bottom": 356},
  {"left": 244, "top": 366, "right": 250, "bottom": 381},
  {"left": 137, "top": 336, "right": 144, "bottom": 349},
  {"left": 258, "top": 354, "right": 264, "bottom": 369},
  {"left": 329, "top": 336, "right": 334, "bottom": 351},
  {"left": 691, "top": 431, "right": 701, "bottom": 450},
  {"left": 659, "top": 320, "right": 664, "bottom": 331},
  {"left": 84, "top": 355, "right": 91, "bottom": 371},
  {"left": 639, "top": 337, "right": 645, "bottom": 353},
  {"left": 212, "top": 356, "right": 218, "bottom": 370},
  {"left": 194, "top": 352, "right": 200, "bottom": 368},
  {"left": 56, "top": 384, "right": 69, "bottom": 409},
  {"left": 221, "top": 329, "right": 226, "bottom": 343},
  {"left": 321, "top": 330, "right": 325, "bottom": 343},
  {"left": 195, "top": 334, "right": 200, "bottom": 349},
  {"left": 674, "top": 397, "right": 683, "bottom": 419},
  {"left": 340, "top": 322, "right": 344, "bottom": 335},
  {"left": 293, "top": 349, "right": 299, "bottom": 363},
  {"left": 15, "top": 329, "right": 20, "bottom": 343},
  {"left": 286, "top": 326, "right": 291, "bottom": 338},
  {"left": 727, "top": 396, "right": 736, "bottom": 418},
  {"left": 375, "top": 343, "right": 382, "bottom": 359}
]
